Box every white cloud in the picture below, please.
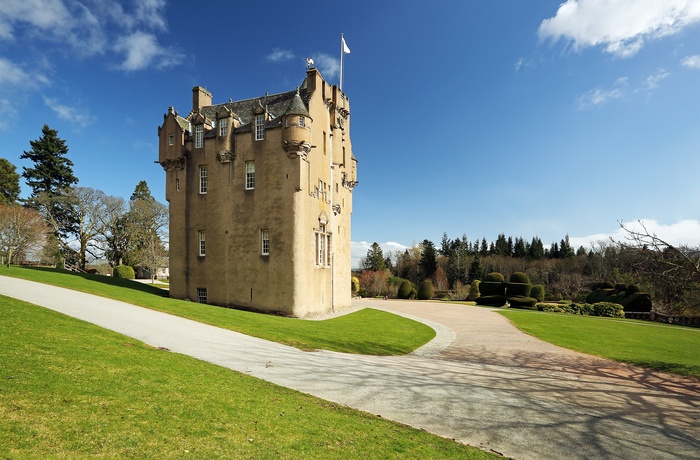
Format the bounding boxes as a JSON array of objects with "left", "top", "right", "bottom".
[
  {"left": 312, "top": 53, "right": 340, "bottom": 79},
  {"left": 643, "top": 69, "right": 670, "bottom": 90},
  {"left": 578, "top": 77, "right": 628, "bottom": 109},
  {"left": 570, "top": 219, "right": 700, "bottom": 250},
  {"left": 539, "top": 0, "right": 700, "bottom": 57},
  {"left": 43, "top": 96, "right": 96, "bottom": 127},
  {"left": 114, "top": 31, "right": 182, "bottom": 71},
  {"left": 578, "top": 70, "right": 670, "bottom": 109},
  {"left": 682, "top": 54, "right": 700, "bottom": 68},
  {"left": 0, "top": 0, "right": 176, "bottom": 71},
  {"left": 266, "top": 48, "right": 295, "bottom": 63}
]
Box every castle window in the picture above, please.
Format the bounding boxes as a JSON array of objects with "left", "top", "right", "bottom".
[
  {"left": 261, "top": 229, "right": 270, "bottom": 255},
  {"left": 198, "top": 230, "right": 206, "bottom": 256},
  {"left": 316, "top": 224, "right": 330, "bottom": 266},
  {"left": 195, "top": 124, "right": 203, "bottom": 148},
  {"left": 298, "top": 116, "right": 305, "bottom": 128},
  {"left": 255, "top": 115, "right": 265, "bottom": 140},
  {"left": 245, "top": 161, "right": 255, "bottom": 190},
  {"left": 168, "top": 134, "right": 174, "bottom": 146},
  {"left": 219, "top": 118, "right": 228, "bottom": 137},
  {"left": 197, "top": 288, "right": 207, "bottom": 304},
  {"left": 176, "top": 178, "right": 180, "bottom": 191},
  {"left": 199, "top": 165, "right": 207, "bottom": 194}
]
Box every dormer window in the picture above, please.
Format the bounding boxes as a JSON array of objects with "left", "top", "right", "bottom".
[
  {"left": 219, "top": 118, "right": 228, "bottom": 137},
  {"left": 195, "top": 124, "right": 204, "bottom": 148},
  {"left": 255, "top": 115, "right": 265, "bottom": 141}
]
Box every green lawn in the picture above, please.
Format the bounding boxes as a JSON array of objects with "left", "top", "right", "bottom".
[
  {"left": 0, "top": 266, "right": 435, "bottom": 355},
  {"left": 499, "top": 309, "right": 700, "bottom": 379},
  {"left": 0, "top": 296, "right": 499, "bottom": 459}
]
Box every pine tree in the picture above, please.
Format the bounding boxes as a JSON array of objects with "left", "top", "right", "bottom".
[
  {"left": 419, "top": 239, "right": 437, "bottom": 280},
  {"left": 20, "top": 125, "right": 78, "bottom": 241},
  {"left": 21, "top": 125, "right": 78, "bottom": 198},
  {"left": 362, "top": 242, "right": 386, "bottom": 271},
  {"left": 0, "top": 158, "right": 21, "bottom": 205},
  {"left": 468, "top": 255, "right": 483, "bottom": 282},
  {"left": 130, "top": 180, "right": 155, "bottom": 202}
]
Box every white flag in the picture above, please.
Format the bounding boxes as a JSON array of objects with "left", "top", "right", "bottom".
[{"left": 342, "top": 36, "right": 351, "bottom": 54}]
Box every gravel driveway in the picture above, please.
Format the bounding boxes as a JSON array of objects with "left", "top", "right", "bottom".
[{"left": 1, "top": 276, "right": 698, "bottom": 460}]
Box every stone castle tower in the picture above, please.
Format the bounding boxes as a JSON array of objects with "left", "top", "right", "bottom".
[{"left": 157, "top": 68, "right": 357, "bottom": 317}]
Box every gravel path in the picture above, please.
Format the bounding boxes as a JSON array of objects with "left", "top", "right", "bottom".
[{"left": 2, "top": 276, "right": 698, "bottom": 460}]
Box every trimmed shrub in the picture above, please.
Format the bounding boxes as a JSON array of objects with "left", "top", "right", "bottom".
[
  {"left": 484, "top": 272, "right": 504, "bottom": 282},
  {"left": 625, "top": 284, "right": 641, "bottom": 295},
  {"left": 466, "top": 280, "right": 481, "bottom": 301},
  {"left": 397, "top": 280, "right": 413, "bottom": 299},
  {"left": 351, "top": 276, "right": 360, "bottom": 295},
  {"left": 593, "top": 302, "right": 625, "bottom": 318},
  {"left": 475, "top": 295, "right": 507, "bottom": 307},
  {"left": 620, "top": 293, "right": 652, "bottom": 312},
  {"left": 113, "top": 265, "right": 135, "bottom": 280},
  {"left": 417, "top": 280, "right": 434, "bottom": 300},
  {"left": 530, "top": 284, "right": 545, "bottom": 302},
  {"left": 569, "top": 302, "right": 594, "bottom": 315},
  {"left": 509, "top": 272, "right": 530, "bottom": 284},
  {"left": 509, "top": 296, "right": 538, "bottom": 309},
  {"left": 410, "top": 288, "right": 417, "bottom": 299}
]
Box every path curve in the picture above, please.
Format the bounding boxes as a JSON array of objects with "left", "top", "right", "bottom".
[{"left": 1, "top": 277, "right": 698, "bottom": 460}]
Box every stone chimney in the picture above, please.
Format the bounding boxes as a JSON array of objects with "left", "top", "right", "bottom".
[{"left": 192, "top": 86, "right": 212, "bottom": 112}]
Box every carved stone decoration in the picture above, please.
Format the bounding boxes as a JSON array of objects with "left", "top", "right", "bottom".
[
  {"left": 283, "top": 140, "right": 312, "bottom": 159},
  {"left": 341, "top": 172, "right": 358, "bottom": 190},
  {"left": 160, "top": 157, "right": 185, "bottom": 172},
  {"left": 216, "top": 151, "right": 236, "bottom": 164}
]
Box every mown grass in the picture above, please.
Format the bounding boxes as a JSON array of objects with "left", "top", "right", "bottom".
[
  {"left": 0, "top": 296, "right": 499, "bottom": 459},
  {"left": 0, "top": 266, "right": 435, "bottom": 355},
  {"left": 499, "top": 309, "right": 700, "bottom": 379}
]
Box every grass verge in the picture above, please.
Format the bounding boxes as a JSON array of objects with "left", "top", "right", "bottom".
[
  {"left": 499, "top": 309, "right": 700, "bottom": 379},
  {"left": 0, "top": 296, "right": 499, "bottom": 459},
  {"left": 0, "top": 266, "right": 435, "bottom": 355}
]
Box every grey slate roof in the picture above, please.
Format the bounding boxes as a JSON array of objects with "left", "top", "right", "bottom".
[{"left": 187, "top": 79, "right": 312, "bottom": 137}]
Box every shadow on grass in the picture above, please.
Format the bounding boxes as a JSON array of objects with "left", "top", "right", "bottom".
[{"left": 11, "top": 266, "right": 169, "bottom": 297}]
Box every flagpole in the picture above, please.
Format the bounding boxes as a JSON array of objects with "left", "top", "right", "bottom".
[{"left": 340, "top": 33, "right": 345, "bottom": 91}]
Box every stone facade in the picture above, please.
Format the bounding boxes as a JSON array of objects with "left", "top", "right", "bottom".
[{"left": 157, "top": 68, "right": 357, "bottom": 317}]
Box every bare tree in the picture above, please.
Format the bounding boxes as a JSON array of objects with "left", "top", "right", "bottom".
[
  {"left": 616, "top": 221, "right": 700, "bottom": 314},
  {"left": 0, "top": 205, "right": 48, "bottom": 267}
]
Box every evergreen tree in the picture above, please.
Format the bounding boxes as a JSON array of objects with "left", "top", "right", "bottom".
[
  {"left": 479, "top": 237, "right": 489, "bottom": 256},
  {"left": 20, "top": 125, "right": 78, "bottom": 240},
  {"left": 419, "top": 239, "right": 437, "bottom": 280},
  {"left": 130, "top": 180, "right": 155, "bottom": 202},
  {"left": 0, "top": 158, "right": 21, "bottom": 205},
  {"left": 529, "top": 236, "right": 545, "bottom": 260},
  {"left": 513, "top": 237, "right": 527, "bottom": 258},
  {"left": 560, "top": 235, "right": 575, "bottom": 258},
  {"left": 494, "top": 233, "right": 509, "bottom": 257},
  {"left": 468, "top": 255, "right": 483, "bottom": 282},
  {"left": 21, "top": 125, "right": 78, "bottom": 198},
  {"left": 362, "top": 242, "right": 386, "bottom": 271}
]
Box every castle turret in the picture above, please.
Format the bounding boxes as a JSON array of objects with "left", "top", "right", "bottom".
[{"left": 282, "top": 89, "right": 312, "bottom": 158}]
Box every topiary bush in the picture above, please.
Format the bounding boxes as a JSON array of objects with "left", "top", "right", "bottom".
[
  {"left": 530, "top": 284, "right": 545, "bottom": 302},
  {"left": 417, "top": 280, "right": 434, "bottom": 300},
  {"left": 509, "top": 296, "right": 538, "bottom": 309},
  {"left": 484, "top": 272, "right": 505, "bottom": 282},
  {"left": 397, "top": 280, "right": 413, "bottom": 299},
  {"left": 466, "top": 279, "right": 480, "bottom": 301},
  {"left": 351, "top": 277, "right": 360, "bottom": 296},
  {"left": 509, "top": 272, "right": 530, "bottom": 284},
  {"left": 593, "top": 302, "right": 625, "bottom": 318},
  {"left": 113, "top": 265, "right": 135, "bottom": 280},
  {"left": 475, "top": 295, "right": 508, "bottom": 307}
]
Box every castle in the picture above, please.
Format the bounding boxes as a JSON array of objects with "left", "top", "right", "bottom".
[{"left": 157, "top": 67, "right": 357, "bottom": 317}]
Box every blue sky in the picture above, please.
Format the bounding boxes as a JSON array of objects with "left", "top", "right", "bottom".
[{"left": 2, "top": 0, "right": 699, "bottom": 267}]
